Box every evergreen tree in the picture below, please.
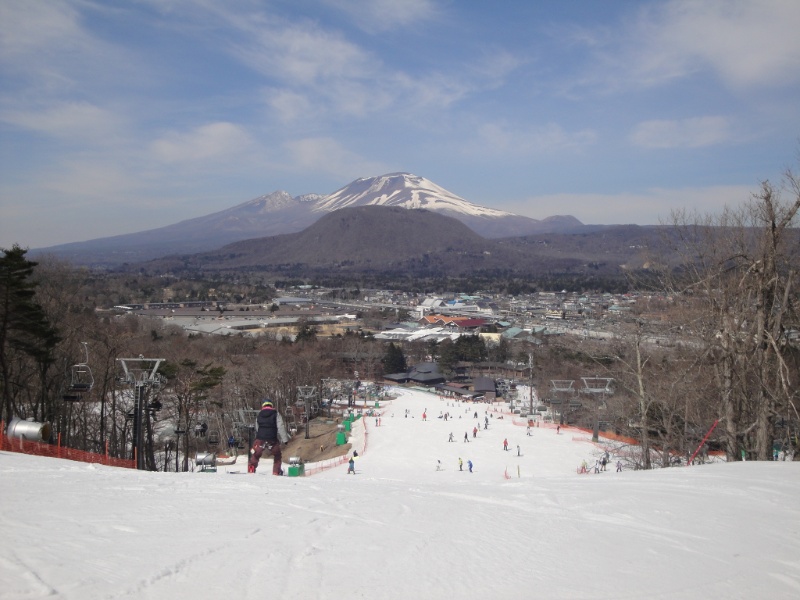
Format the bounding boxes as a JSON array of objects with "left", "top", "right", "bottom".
[
  {"left": 0, "top": 245, "right": 61, "bottom": 425},
  {"left": 295, "top": 321, "right": 318, "bottom": 343},
  {"left": 382, "top": 343, "right": 407, "bottom": 374}
]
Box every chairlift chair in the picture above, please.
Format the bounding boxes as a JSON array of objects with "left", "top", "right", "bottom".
[{"left": 66, "top": 342, "right": 94, "bottom": 397}]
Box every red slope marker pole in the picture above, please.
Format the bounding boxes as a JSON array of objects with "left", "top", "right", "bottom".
[{"left": 687, "top": 419, "right": 719, "bottom": 466}]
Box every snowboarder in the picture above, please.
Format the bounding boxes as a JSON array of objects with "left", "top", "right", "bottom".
[
  {"left": 347, "top": 456, "right": 355, "bottom": 474},
  {"left": 248, "top": 399, "right": 290, "bottom": 475}
]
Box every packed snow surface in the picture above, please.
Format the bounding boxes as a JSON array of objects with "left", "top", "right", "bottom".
[{"left": 2, "top": 386, "right": 799, "bottom": 599}]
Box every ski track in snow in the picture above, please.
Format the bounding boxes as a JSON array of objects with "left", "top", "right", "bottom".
[{"left": 2, "top": 385, "right": 800, "bottom": 599}]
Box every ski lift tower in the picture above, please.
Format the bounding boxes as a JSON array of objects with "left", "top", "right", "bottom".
[
  {"left": 234, "top": 409, "right": 259, "bottom": 457},
  {"left": 297, "top": 386, "right": 317, "bottom": 440},
  {"left": 117, "top": 356, "right": 164, "bottom": 470},
  {"left": 528, "top": 353, "right": 535, "bottom": 415},
  {"left": 580, "top": 377, "right": 614, "bottom": 442},
  {"left": 550, "top": 380, "right": 576, "bottom": 426}
]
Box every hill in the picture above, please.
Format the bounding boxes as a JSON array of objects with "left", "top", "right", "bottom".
[
  {"left": 141, "top": 205, "right": 670, "bottom": 284},
  {"left": 2, "top": 386, "right": 798, "bottom": 598}
]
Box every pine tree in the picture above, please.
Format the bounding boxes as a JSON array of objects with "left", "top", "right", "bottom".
[
  {"left": 382, "top": 343, "right": 407, "bottom": 374},
  {"left": 0, "top": 245, "right": 61, "bottom": 425}
]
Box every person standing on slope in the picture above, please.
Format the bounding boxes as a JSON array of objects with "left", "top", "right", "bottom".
[{"left": 248, "top": 399, "right": 290, "bottom": 475}]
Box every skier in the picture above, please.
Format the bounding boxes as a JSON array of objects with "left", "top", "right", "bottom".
[
  {"left": 436, "top": 460, "right": 442, "bottom": 471},
  {"left": 459, "top": 457, "right": 463, "bottom": 471},
  {"left": 248, "top": 399, "right": 290, "bottom": 475},
  {"left": 600, "top": 456, "right": 608, "bottom": 471},
  {"left": 517, "top": 445, "right": 521, "bottom": 457},
  {"left": 503, "top": 438, "right": 508, "bottom": 451},
  {"left": 556, "top": 425, "right": 561, "bottom": 434},
  {"left": 448, "top": 432, "right": 454, "bottom": 442},
  {"left": 473, "top": 426, "right": 478, "bottom": 439},
  {"left": 347, "top": 456, "right": 356, "bottom": 474},
  {"left": 616, "top": 460, "right": 623, "bottom": 472},
  {"left": 464, "top": 432, "right": 470, "bottom": 443},
  {"left": 467, "top": 459, "right": 473, "bottom": 473}
]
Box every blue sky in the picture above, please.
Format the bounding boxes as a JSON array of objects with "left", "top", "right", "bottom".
[{"left": 1, "top": 0, "right": 799, "bottom": 248}]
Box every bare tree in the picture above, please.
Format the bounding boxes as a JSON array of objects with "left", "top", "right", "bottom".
[{"left": 667, "top": 169, "right": 800, "bottom": 460}]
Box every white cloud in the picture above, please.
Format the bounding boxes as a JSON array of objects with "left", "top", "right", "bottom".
[
  {"left": 283, "top": 137, "right": 388, "bottom": 178},
  {"left": 0, "top": 0, "right": 82, "bottom": 61},
  {"left": 652, "top": 0, "right": 800, "bottom": 88},
  {"left": 1, "top": 102, "right": 124, "bottom": 143},
  {"left": 264, "top": 88, "right": 313, "bottom": 123},
  {"left": 472, "top": 122, "right": 597, "bottom": 156},
  {"left": 629, "top": 116, "right": 732, "bottom": 149},
  {"left": 570, "top": 0, "right": 800, "bottom": 92},
  {"left": 197, "top": 4, "right": 493, "bottom": 121},
  {"left": 502, "top": 185, "right": 752, "bottom": 225},
  {"left": 321, "top": 0, "right": 440, "bottom": 32},
  {"left": 226, "top": 16, "right": 375, "bottom": 86},
  {"left": 0, "top": 0, "right": 134, "bottom": 94},
  {"left": 151, "top": 122, "right": 257, "bottom": 164}
]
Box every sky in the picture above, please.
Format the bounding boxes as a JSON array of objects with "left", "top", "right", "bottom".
[
  {"left": 2, "top": 0, "right": 800, "bottom": 249},
  {"left": 2, "top": 386, "right": 799, "bottom": 599}
]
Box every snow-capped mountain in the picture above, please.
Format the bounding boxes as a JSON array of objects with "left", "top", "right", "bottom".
[
  {"left": 314, "top": 173, "right": 515, "bottom": 218},
  {"left": 33, "top": 173, "right": 582, "bottom": 266}
]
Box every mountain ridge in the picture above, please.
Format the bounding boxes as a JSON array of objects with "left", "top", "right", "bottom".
[
  {"left": 142, "top": 205, "right": 663, "bottom": 284},
  {"left": 32, "top": 173, "right": 584, "bottom": 267}
]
